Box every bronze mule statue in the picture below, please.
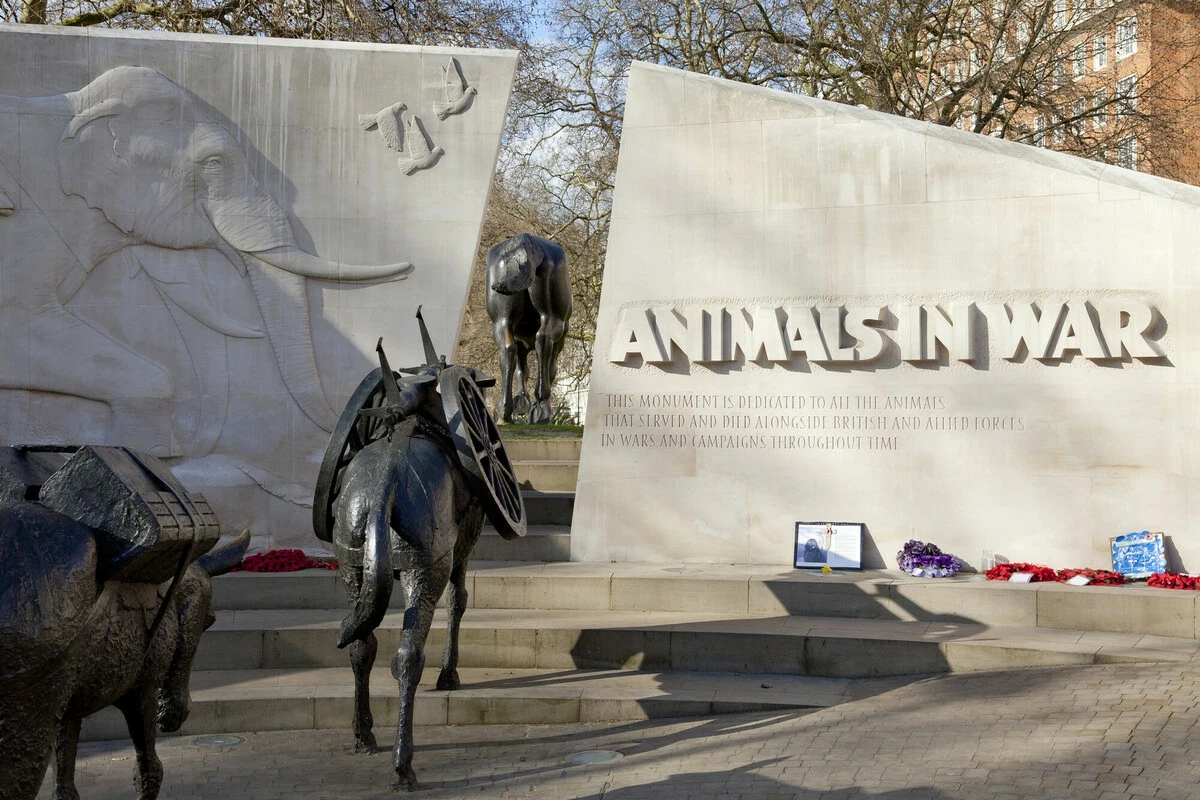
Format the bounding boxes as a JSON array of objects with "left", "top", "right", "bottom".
[
  {"left": 0, "top": 499, "right": 249, "bottom": 800},
  {"left": 485, "top": 233, "right": 573, "bottom": 423},
  {"left": 313, "top": 309, "right": 525, "bottom": 791}
]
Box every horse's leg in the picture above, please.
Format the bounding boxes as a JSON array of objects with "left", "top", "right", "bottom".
[
  {"left": 492, "top": 318, "right": 517, "bottom": 422},
  {"left": 390, "top": 568, "right": 443, "bottom": 792},
  {"left": 116, "top": 688, "right": 164, "bottom": 800},
  {"left": 53, "top": 715, "right": 83, "bottom": 800},
  {"left": 512, "top": 338, "right": 532, "bottom": 417},
  {"left": 531, "top": 314, "right": 566, "bottom": 424}
]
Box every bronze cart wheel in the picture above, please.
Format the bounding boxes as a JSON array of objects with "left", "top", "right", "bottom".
[
  {"left": 312, "top": 368, "right": 390, "bottom": 543},
  {"left": 439, "top": 366, "right": 526, "bottom": 540}
]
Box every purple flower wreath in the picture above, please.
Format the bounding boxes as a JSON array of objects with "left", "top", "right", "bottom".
[{"left": 896, "top": 539, "right": 964, "bottom": 577}]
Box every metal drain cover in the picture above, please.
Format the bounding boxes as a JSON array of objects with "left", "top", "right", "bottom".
[
  {"left": 564, "top": 750, "right": 622, "bottom": 765},
  {"left": 191, "top": 734, "right": 245, "bottom": 749}
]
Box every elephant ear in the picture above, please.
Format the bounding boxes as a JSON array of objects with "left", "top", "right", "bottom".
[{"left": 57, "top": 99, "right": 139, "bottom": 234}]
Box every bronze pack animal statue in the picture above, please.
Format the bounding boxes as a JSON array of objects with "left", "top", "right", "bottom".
[
  {"left": 0, "top": 445, "right": 249, "bottom": 800},
  {"left": 313, "top": 309, "right": 526, "bottom": 791},
  {"left": 485, "top": 233, "right": 573, "bottom": 423}
]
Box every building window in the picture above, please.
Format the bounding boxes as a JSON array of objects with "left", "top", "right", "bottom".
[
  {"left": 1072, "top": 43, "right": 1087, "bottom": 78},
  {"left": 1017, "top": 21, "right": 1030, "bottom": 47},
  {"left": 1053, "top": 110, "right": 1065, "bottom": 145},
  {"left": 1116, "top": 136, "right": 1137, "bottom": 170},
  {"left": 1093, "top": 88, "right": 1108, "bottom": 129},
  {"left": 1117, "top": 16, "right": 1138, "bottom": 60},
  {"left": 1094, "top": 34, "right": 1108, "bottom": 70},
  {"left": 1117, "top": 74, "right": 1138, "bottom": 117},
  {"left": 1071, "top": 98, "right": 1087, "bottom": 137},
  {"left": 1054, "top": 0, "right": 1068, "bottom": 29},
  {"left": 1054, "top": 58, "right": 1068, "bottom": 88},
  {"left": 1034, "top": 115, "right": 1046, "bottom": 147}
]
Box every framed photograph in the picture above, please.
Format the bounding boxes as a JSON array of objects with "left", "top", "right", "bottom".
[
  {"left": 1110, "top": 531, "right": 1167, "bottom": 579},
  {"left": 794, "top": 522, "right": 863, "bottom": 570}
]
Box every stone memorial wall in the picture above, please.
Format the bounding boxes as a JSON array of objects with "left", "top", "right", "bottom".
[
  {"left": 0, "top": 25, "right": 516, "bottom": 550},
  {"left": 574, "top": 61, "right": 1199, "bottom": 569}
]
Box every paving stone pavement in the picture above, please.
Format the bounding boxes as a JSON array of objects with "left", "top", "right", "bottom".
[{"left": 37, "top": 660, "right": 1200, "bottom": 799}]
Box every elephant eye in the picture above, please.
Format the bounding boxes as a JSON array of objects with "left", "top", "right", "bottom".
[{"left": 201, "top": 156, "right": 222, "bottom": 170}]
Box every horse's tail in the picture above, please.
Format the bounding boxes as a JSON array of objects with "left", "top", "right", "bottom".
[{"left": 336, "top": 482, "right": 395, "bottom": 648}]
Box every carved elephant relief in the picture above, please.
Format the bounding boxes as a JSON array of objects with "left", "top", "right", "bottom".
[{"left": 0, "top": 66, "right": 412, "bottom": 455}]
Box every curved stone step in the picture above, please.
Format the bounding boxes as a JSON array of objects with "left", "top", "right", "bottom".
[
  {"left": 474, "top": 525, "right": 570, "bottom": 562},
  {"left": 78, "top": 667, "right": 860, "bottom": 742},
  {"left": 213, "top": 564, "right": 1200, "bottom": 641},
  {"left": 194, "top": 608, "right": 1199, "bottom": 678}
]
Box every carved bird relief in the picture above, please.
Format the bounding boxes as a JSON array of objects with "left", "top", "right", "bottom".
[
  {"left": 357, "top": 102, "right": 408, "bottom": 152},
  {"left": 396, "top": 116, "right": 444, "bottom": 175},
  {"left": 434, "top": 57, "right": 477, "bottom": 120},
  {"left": 0, "top": 187, "right": 13, "bottom": 217}
]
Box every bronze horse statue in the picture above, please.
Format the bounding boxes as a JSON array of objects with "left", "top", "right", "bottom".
[
  {"left": 485, "top": 233, "right": 573, "bottom": 424},
  {"left": 313, "top": 310, "right": 525, "bottom": 791}
]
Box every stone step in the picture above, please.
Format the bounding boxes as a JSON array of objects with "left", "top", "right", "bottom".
[
  {"left": 79, "top": 666, "right": 878, "bottom": 742},
  {"left": 194, "top": 607, "right": 1199, "bottom": 679},
  {"left": 474, "top": 525, "right": 571, "bottom": 562},
  {"left": 502, "top": 438, "right": 582, "bottom": 462},
  {"left": 212, "top": 563, "right": 1200, "bottom": 641},
  {"left": 513, "top": 460, "right": 578, "bottom": 492},
  {"left": 522, "top": 490, "right": 574, "bottom": 526}
]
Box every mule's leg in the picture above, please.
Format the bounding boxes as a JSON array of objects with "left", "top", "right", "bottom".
[
  {"left": 116, "top": 689, "right": 164, "bottom": 800},
  {"left": 531, "top": 314, "right": 566, "bottom": 424},
  {"left": 340, "top": 564, "right": 380, "bottom": 754},
  {"left": 0, "top": 707, "right": 57, "bottom": 800},
  {"left": 53, "top": 716, "right": 83, "bottom": 800},
  {"left": 436, "top": 561, "right": 469, "bottom": 691},
  {"left": 390, "top": 569, "right": 444, "bottom": 792},
  {"left": 350, "top": 632, "right": 379, "bottom": 753},
  {"left": 512, "top": 339, "right": 532, "bottom": 417}
]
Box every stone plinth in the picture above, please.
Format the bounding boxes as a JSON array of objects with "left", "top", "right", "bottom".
[{"left": 573, "top": 61, "right": 1200, "bottom": 570}]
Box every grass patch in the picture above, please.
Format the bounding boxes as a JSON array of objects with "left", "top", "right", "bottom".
[{"left": 497, "top": 423, "right": 584, "bottom": 439}]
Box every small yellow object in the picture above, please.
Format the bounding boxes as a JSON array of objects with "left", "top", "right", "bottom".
[{"left": 821, "top": 565, "right": 832, "bottom": 574}]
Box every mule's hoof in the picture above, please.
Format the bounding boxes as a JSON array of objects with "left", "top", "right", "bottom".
[
  {"left": 353, "top": 732, "right": 378, "bottom": 754},
  {"left": 390, "top": 767, "right": 419, "bottom": 792},
  {"left": 529, "top": 401, "right": 551, "bottom": 424},
  {"left": 513, "top": 394, "right": 531, "bottom": 415},
  {"left": 435, "top": 669, "right": 461, "bottom": 691}
]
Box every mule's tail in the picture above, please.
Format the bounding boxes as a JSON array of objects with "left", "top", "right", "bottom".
[{"left": 337, "top": 485, "right": 395, "bottom": 648}]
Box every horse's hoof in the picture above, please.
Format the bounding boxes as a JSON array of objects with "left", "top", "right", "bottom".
[
  {"left": 529, "top": 401, "right": 551, "bottom": 424},
  {"left": 513, "top": 394, "right": 531, "bottom": 415},
  {"left": 390, "top": 767, "right": 419, "bottom": 792},
  {"left": 352, "top": 735, "right": 377, "bottom": 754},
  {"left": 435, "top": 669, "right": 461, "bottom": 691}
]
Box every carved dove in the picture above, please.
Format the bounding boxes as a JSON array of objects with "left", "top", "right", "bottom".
[
  {"left": 357, "top": 101, "right": 407, "bottom": 151},
  {"left": 0, "top": 187, "right": 12, "bottom": 217},
  {"left": 396, "top": 116, "right": 445, "bottom": 175},
  {"left": 434, "top": 58, "right": 477, "bottom": 120}
]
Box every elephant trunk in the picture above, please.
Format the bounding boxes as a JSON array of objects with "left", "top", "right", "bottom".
[{"left": 241, "top": 253, "right": 339, "bottom": 431}]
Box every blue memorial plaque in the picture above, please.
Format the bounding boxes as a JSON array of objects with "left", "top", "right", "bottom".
[{"left": 1110, "top": 531, "right": 1167, "bottom": 579}]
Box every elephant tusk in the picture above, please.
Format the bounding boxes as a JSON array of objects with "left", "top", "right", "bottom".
[{"left": 250, "top": 246, "right": 413, "bottom": 283}]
